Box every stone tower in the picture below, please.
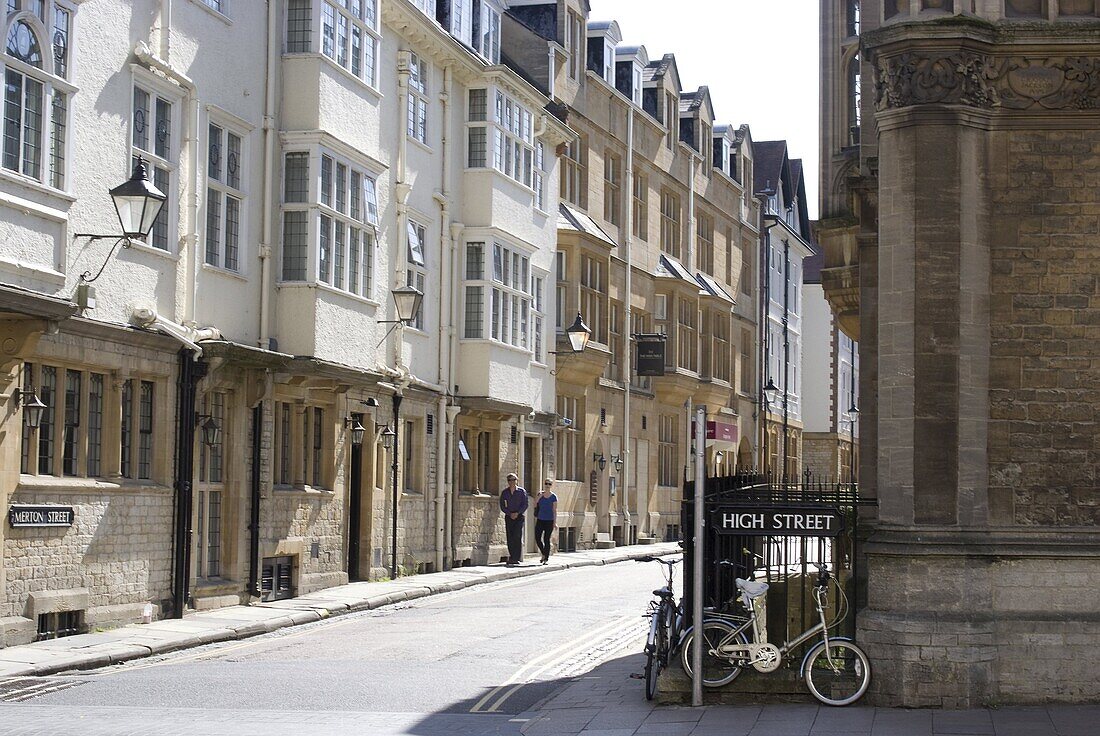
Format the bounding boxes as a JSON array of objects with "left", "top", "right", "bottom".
[{"left": 818, "top": 0, "right": 1100, "bottom": 706}]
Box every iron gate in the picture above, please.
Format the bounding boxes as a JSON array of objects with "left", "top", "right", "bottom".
[{"left": 682, "top": 472, "right": 874, "bottom": 650}]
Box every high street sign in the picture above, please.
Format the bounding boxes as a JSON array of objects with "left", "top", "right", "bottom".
[{"left": 711, "top": 504, "right": 845, "bottom": 537}]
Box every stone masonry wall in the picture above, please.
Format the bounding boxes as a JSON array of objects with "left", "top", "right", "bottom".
[
  {"left": 988, "top": 130, "right": 1100, "bottom": 527},
  {"left": 2, "top": 489, "right": 174, "bottom": 624}
]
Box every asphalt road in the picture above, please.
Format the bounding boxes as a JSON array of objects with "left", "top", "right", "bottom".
[{"left": 0, "top": 559, "right": 668, "bottom": 735}]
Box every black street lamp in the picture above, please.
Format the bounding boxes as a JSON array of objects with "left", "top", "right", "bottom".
[
  {"left": 109, "top": 158, "right": 168, "bottom": 242},
  {"left": 763, "top": 378, "right": 780, "bottom": 407},
  {"left": 391, "top": 285, "right": 424, "bottom": 325},
  {"left": 565, "top": 313, "right": 592, "bottom": 353},
  {"left": 593, "top": 453, "right": 607, "bottom": 472},
  {"left": 346, "top": 417, "right": 367, "bottom": 446},
  {"left": 379, "top": 424, "right": 395, "bottom": 450},
  {"left": 15, "top": 388, "right": 46, "bottom": 429},
  {"left": 612, "top": 454, "right": 624, "bottom": 473},
  {"left": 198, "top": 415, "right": 222, "bottom": 448}
]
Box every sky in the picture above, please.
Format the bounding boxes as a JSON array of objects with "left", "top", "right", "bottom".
[{"left": 590, "top": 0, "right": 821, "bottom": 218}]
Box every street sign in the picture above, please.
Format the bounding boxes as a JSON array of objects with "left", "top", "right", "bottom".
[
  {"left": 8, "top": 504, "right": 75, "bottom": 528},
  {"left": 634, "top": 333, "right": 666, "bottom": 377},
  {"left": 711, "top": 504, "right": 844, "bottom": 537}
]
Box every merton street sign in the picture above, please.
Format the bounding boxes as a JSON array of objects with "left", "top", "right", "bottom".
[
  {"left": 711, "top": 504, "right": 844, "bottom": 538},
  {"left": 8, "top": 504, "right": 75, "bottom": 528}
]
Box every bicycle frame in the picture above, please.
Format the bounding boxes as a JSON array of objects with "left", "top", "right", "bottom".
[{"left": 713, "top": 580, "right": 835, "bottom": 667}]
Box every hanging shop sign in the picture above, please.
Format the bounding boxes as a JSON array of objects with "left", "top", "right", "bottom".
[
  {"left": 8, "top": 504, "right": 75, "bottom": 528},
  {"left": 634, "top": 333, "right": 667, "bottom": 377},
  {"left": 711, "top": 504, "right": 844, "bottom": 538}
]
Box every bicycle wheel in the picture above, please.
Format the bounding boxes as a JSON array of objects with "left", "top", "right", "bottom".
[
  {"left": 644, "top": 647, "right": 658, "bottom": 700},
  {"left": 680, "top": 619, "right": 747, "bottom": 688},
  {"left": 803, "top": 639, "right": 871, "bottom": 706}
]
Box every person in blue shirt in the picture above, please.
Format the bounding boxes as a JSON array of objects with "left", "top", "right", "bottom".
[
  {"left": 534, "top": 478, "right": 558, "bottom": 565},
  {"left": 500, "top": 472, "right": 528, "bottom": 566}
]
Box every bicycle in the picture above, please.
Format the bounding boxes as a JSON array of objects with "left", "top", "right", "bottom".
[
  {"left": 679, "top": 560, "right": 871, "bottom": 706},
  {"left": 635, "top": 555, "right": 682, "bottom": 700}
]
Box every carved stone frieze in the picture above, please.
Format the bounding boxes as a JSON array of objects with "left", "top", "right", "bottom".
[{"left": 875, "top": 51, "right": 1100, "bottom": 112}]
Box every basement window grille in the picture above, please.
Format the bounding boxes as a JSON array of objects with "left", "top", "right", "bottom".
[
  {"left": 426, "top": 413, "right": 434, "bottom": 435},
  {"left": 37, "top": 610, "right": 85, "bottom": 641},
  {"left": 261, "top": 556, "right": 295, "bottom": 602},
  {"left": 510, "top": 425, "right": 518, "bottom": 444}
]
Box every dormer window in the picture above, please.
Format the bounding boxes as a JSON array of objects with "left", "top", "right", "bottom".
[
  {"left": 586, "top": 20, "right": 621, "bottom": 86},
  {"left": 615, "top": 45, "right": 648, "bottom": 108},
  {"left": 664, "top": 92, "right": 677, "bottom": 149},
  {"left": 450, "top": 0, "right": 473, "bottom": 48},
  {"left": 411, "top": 0, "right": 436, "bottom": 19},
  {"left": 477, "top": 0, "right": 502, "bottom": 65},
  {"left": 631, "top": 65, "right": 642, "bottom": 105}
]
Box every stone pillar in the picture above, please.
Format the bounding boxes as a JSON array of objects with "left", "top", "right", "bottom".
[{"left": 859, "top": 17, "right": 1100, "bottom": 706}]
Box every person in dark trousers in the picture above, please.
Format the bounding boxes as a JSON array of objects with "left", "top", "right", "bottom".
[
  {"left": 534, "top": 478, "right": 558, "bottom": 565},
  {"left": 500, "top": 472, "right": 528, "bottom": 566}
]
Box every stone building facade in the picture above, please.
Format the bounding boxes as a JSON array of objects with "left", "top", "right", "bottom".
[
  {"left": 818, "top": 0, "right": 1100, "bottom": 706},
  {"left": 503, "top": 1, "right": 763, "bottom": 548}
]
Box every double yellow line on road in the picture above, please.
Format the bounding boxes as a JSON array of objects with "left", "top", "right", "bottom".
[{"left": 469, "top": 613, "right": 640, "bottom": 714}]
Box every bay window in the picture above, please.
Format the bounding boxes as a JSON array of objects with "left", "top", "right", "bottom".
[
  {"left": 556, "top": 395, "right": 582, "bottom": 481},
  {"left": 580, "top": 254, "right": 607, "bottom": 345},
  {"left": 462, "top": 241, "right": 543, "bottom": 355},
  {"left": 320, "top": 0, "right": 379, "bottom": 87},
  {"left": 281, "top": 149, "right": 379, "bottom": 297},
  {"left": 476, "top": 0, "right": 501, "bottom": 64},
  {"left": 467, "top": 87, "right": 544, "bottom": 205},
  {"left": 407, "top": 219, "right": 427, "bottom": 329}
]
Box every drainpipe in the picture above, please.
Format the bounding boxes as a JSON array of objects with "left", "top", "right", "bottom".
[
  {"left": 782, "top": 236, "right": 790, "bottom": 479},
  {"left": 394, "top": 52, "right": 413, "bottom": 372},
  {"left": 432, "top": 65, "right": 455, "bottom": 572},
  {"left": 621, "top": 108, "right": 634, "bottom": 536},
  {"left": 445, "top": 403, "right": 462, "bottom": 565},
  {"left": 172, "top": 347, "right": 204, "bottom": 617},
  {"left": 248, "top": 401, "right": 262, "bottom": 597},
  {"left": 158, "top": 0, "right": 172, "bottom": 61},
  {"left": 258, "top": 0, "right": 279, "bottom": 347}
]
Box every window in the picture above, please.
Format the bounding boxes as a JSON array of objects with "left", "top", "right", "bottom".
[
  {"left": 407, "top": 52, "right": 428, "bottom": 144},
  {"left": 556, "top": 395, "right": 582, "bottom": 481},
  {"left": 561, "top": 134, "right": 586, "bottom": 208},
  {"left": 466, "top": 87, "right": 539, "bottom": 198},
  {"left": 699, "top": 121, "right": 712, "bottom": 174},
  {"left": 319, "top": 1, "right": 379, "bottom": 86},
  {"left": 740, "top": 328, "right": 752, "bottom": 394},
  {"left": 631, "top": 63, "right": 642, "bottom": 106},
  {"left": 603, "top": 151, "right": 621, "bottom": 226},
  {"left": 411, "top": 0, "right": 436, "bottom": 18},
  {"left": 402, "top": 419, "right": 419, "bottom": 491},
  {"left": 677, "top": 297, "right": 698, "bottom": 373},
  {"left": 697, "top": 213, "right": 714, "bottom": 276},
  {"left": 710, "top": 311, "right": 730, "bottom": 383},
  {"left": 451, "top": 0, "right": 472, "bottom": 46},
  {"left": 658, "top": 414, "right": 677, "bottom": 487},
  {"left": 286, "top": 0, "right": 311, "bottom": 52},
  {"left": 580, "top": 254, "right": 607, "bottom": 345},
  {"left": 118, "top": 377, "right": 155, "bottom": 480},
  {"left": 555, "top": 250, "right": 567, "bottom": 330},
  {"left": 476, "top": 0, "right": 501, "bottom": 64},
  {"left": 407, "top": 219, "right": 427, "bottom": 329},
  {"left": 205, "top": 122, "right": 244, "bottom": 271},
  {"left": 632, "top": 172, "right": 647, "bottom": 240},
  {"left": 533, "top": 274, "right": 545, "bottom": 362},
  {"left": 848, "top": 54, "right": 861, "bottom": 145},
  {"left": 276, "top": 401, "right": 292, "bottom": 485},
  {"left": 20, "top": 363, "right": 108, "bottom": 479},
  {"left": 604, "top": 301, "right": 623, "bottom": 382},
  {"left": 660, "top": 188, "right": 681, "bottom": 258},
  {"left": 201, "top": 0, "right": 227, "bottom": 14},
  {"left": 465, "top": 241, "right": 541, "bottom": 353},
  {"left": 629, "top": 312, "right": 652, "bottom": 392},
  {"left": 318, "top": 151, "right": 378, "bottom": 297},
  {"left": 602, "top": 40, "right": 615, "bottom": 84},
  {"left": 197, "top": 391, "right": 226, "bottom": 580},
  {"left": 302, "top": 406, "right": 327, "bottom": 488},
  {"left": 566, "top": 10, "right": 583, "bottom": 81},
  {"left": 282, "top": 150, "right": 378, "bottom": 291},
  {"left": 132, "top": 82, "right": 176, "bottom": 250},
  {"left": 3, "top": 2, "right": 72, "bottom": 190},
  {"left": 664, "top": 92, "right": 677, "bottom": 149}
]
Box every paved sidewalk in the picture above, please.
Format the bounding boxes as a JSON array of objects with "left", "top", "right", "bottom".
[
  {"left": 0, "top": 543, "right": 677, "bottom": 679},
  {"left": 518, "top": 652, "right": 1099, "bottom": 736}
]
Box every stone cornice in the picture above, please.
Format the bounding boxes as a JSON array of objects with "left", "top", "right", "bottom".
[{"left": 867, "top": 19, "right": 1100, "bottom": 113}]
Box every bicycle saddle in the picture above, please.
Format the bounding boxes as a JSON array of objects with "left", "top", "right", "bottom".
[
  {"left": 735, "top": 578, "right": 769, "bottom": 599},
  {"left": 653, "top": 586, "right": 673, "bottom": 597}
]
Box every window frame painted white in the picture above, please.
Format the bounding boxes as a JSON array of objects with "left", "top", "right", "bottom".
[
  {"left": 131, "top": 69, "right": 184, "bottom": 253},
  {"left": 203, "top": 109, "right": 251, "bottom": 274},
  {"left": 320, "top": 0, "right": 380, "bottom": 90}
]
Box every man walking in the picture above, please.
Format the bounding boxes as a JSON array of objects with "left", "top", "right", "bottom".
[{"left": 500, "top": 472, "right": 528, "bottom": 566}]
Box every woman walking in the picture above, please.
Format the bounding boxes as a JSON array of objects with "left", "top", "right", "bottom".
[{"left": 534, "top": 478, "right": 558, "bottom": 565}]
